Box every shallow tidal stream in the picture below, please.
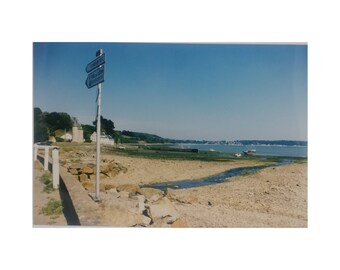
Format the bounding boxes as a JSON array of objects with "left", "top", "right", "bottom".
[{"left": 143, "top": 159, "right": 294, "bottom": 190}]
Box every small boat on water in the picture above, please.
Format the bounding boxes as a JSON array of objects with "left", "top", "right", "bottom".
[
  {"left": 234, "top": 153, "right": 242, "bottom": 157},
  {"left": 242, "top": 149, "right": 256, "bottom": 155}
]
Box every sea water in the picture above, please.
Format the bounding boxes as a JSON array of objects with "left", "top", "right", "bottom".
[{"left": 178, "top": 144, "right": 307, "bottom": 158}]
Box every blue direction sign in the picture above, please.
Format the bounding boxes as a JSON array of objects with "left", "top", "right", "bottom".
[
  {"left": 85, "top": 65, "right": 105, "bottom": 89},
  {"left": 86, "top": 53, "right": 106, "bottom": 73}
]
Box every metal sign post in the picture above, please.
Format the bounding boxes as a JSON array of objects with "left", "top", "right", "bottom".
[
  {"left": 86, "top": 49, "right": 105, "bottom": 202},
  {"left": 95, "top": 79, "right": 102, "bottom": 201}
]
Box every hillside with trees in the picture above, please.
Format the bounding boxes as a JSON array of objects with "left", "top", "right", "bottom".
[
  {"left": 34, "top": 107, "right": 118, "bottom": 143},
  {"left": 121, "top": 130, "right": 167, "bottom": 144}
]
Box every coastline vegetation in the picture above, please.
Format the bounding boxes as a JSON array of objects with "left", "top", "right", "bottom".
[
  {"left": 40, "top": 199, "right": 63, "bottom": 219},
  {"left": 39, "top": 172, "right": 54, "bottom": 193}
]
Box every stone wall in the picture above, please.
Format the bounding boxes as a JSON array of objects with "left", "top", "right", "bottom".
[
  {"left": 38, "top": 153, "right": 187, "bottom": 227},
  {"left": 59, "top": 165, "right": 104, "bottom": 225}
]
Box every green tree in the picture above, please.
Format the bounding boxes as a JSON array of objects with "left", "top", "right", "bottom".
[
  {"left": 34, "top": 107, "right": 49, "bottom": 142},
  {"left": 93, "top": 116, "right": 115, "bottom": 136},
  {"left": 82, "top": 124, "right": 96, "bottom": 142},
  {"left": 45, "top": 112, "right": 73, "bottom": 134},
  {"left": 113, "top": 130, "right": 122, "bottom": 144}
]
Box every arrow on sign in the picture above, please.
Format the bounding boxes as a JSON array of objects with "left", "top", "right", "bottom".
[
  {"left": 85, "top": 65, "right": 105, "bottom": 89},
  {"left": 86, "top": 53, "right": 106, "bottom": 73}
]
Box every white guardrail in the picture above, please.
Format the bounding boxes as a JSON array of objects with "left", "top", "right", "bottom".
[{"left": 34, "top": 144, "right": 59, "bottom": 189}]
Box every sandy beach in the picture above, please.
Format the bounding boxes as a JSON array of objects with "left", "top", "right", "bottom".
[
  {"left": 111, "top": 155, "right": 307, "bottom": 227},
  {"left": 57, "top": 145, "right": 307, "bottom": 228},
  {"left": 170, "top": 162, "right": 307, "bottom": 227}
]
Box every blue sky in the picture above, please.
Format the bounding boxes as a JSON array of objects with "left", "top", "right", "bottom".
[{"left": 33, "top": 43, "right": 307, "bottom": 141}]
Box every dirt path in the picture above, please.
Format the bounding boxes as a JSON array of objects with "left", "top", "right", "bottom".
[{"left": 33, "top": 160, "right": 68, "bottom": 226}]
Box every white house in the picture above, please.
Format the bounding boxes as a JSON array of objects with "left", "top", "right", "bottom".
[
  {"left": 60, "top": 133, "right": 73, "bottom": 141},
  {"left": 90, "top": 132, "right": 115, "bottom": 145}
]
